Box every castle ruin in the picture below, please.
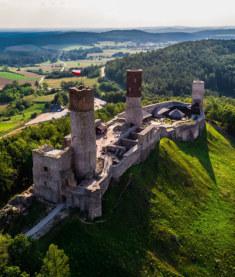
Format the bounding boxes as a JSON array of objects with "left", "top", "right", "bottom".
[{"left": 33, "top": 70, "right": 205, "bottom": 220}]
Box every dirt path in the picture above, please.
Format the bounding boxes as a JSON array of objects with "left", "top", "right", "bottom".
[
  {"left": 25, "top": 203, "right": 65, "bottom": 239},
  {"left": 100, "top": 66, "right": 105, "bottom": 78}
]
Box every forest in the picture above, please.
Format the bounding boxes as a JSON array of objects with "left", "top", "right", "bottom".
[{"left": 106, "top": 40, "right": 235, "bottom": 97}]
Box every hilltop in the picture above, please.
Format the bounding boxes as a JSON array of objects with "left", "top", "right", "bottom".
[{"left": 37, "top": 124, "right": 235, "bottom": 276}]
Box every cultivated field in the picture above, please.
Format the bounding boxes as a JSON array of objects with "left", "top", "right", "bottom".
[
  {"left": 0, "top": 71, "right": 26, "bottom": 80},
  {"left": 45, "top": 76, "right": 98, "bottom": 88},
  {"left": 0, "top": 69, "right": 41, "bottom": 89}
]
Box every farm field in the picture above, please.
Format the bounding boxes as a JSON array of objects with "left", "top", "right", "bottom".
[
  {"left": 0, "top": 71, "right": 26, "bottom": 80},
  {"left": 0, "top": 69, "right": 41, "bottom": 89},
  {"left": 23, "top": 93, "right": 56, "bottom": 103},
  {"left": 62, "top": 59, "right": 107, "bottom": 68},
  {"left": 45, "top": 76, "right": 98, "bottom": 88},
  {"left": 24, "top": 58, "right": 104, "bottom": 73}
]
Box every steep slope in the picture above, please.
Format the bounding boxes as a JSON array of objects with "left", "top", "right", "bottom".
[{"left": 39, "top": 124, "right": 235, "bottom": 276}]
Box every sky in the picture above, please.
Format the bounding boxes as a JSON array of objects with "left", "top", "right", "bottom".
[{"left": 0, "top": 0, "right": 235, "bottom": 29}]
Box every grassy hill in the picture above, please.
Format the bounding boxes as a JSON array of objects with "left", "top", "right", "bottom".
[{"left": 38, "top": 124, "right": 235, "bottom": 276}]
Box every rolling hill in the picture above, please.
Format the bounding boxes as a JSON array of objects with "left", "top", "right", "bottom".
[
  {"left": 38, "top": 124, "right": 235, "bottom": 276},
  {"left": 106, "top": 40, "right": 235, "bottom": 97},
  {"left": 0, "top": 29, "right": 235, "bottom": 49}
]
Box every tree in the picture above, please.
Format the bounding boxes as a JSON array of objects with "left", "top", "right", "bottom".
[
  {"left": 35, "top": 80, "right": 40, "bottom": 90},
  {"left": 0, "top": 265, "right": 29, "bottom": 277},
  {"left": 37, "top": 244, "right": 70, "bottom": 277},
  {"left": 8, "top": 235, "right": 39, "bottom": 274},
  {"left": 0, "top": 154, "right": 16, "bottom": 198},
  {"left": 0, "top": 234, "right": 12, "bottom": 266}
]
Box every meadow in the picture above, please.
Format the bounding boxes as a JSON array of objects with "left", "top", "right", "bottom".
[{"left": 0, "top": 71, "right": 26, "bottom": 80}]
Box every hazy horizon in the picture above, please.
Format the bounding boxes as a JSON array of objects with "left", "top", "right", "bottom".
[
  {"left": 0, "top": 0, "right": 234, "bottom": 29},
  {"left": 0, "top": 26, "right": 235, "bottom": 32}
]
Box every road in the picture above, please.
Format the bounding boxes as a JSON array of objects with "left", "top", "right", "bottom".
[
  {"left": 1, "top": 98, "right": 107, "bottom": 139},
  {"left": 26, "top": 98, "right": 106, "bottom": 127},
  {"left": 25, "top": 108, "right": 69, "bottom": 126},
  {"left": 25, "top": 203, "right": 65, "bottom": 238},
  {"left": 100, "top": 66, "right": 105, "bottom": 78},
  {"left": 39, "top": 76, "right": 45, "bottom": 86}
]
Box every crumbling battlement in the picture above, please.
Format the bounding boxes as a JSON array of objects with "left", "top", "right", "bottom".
[
  {"left": 33, "top": 146, "right": 76, "bottom": 203},
  {"left": 32, "top": 69, "right": 206, "bottom": 220}
]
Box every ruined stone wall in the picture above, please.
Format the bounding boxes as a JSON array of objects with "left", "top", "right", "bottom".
[
  {"left": 112, "top": 145, "right": 141, "bottom": 179},
  {"left": 137, "top": 126, "right": 161, "bottom": 161},
  {"left": 109, "top": 114, "right": 205, "bottom": 181},
  {"left": 173, "top": 115, "right": 205, "bottom": 141},
  {"left": 33, "top": 148, "right": 73, "bottom": 203},
  {"left": 33, "top": 99, "right": 206, "bottom": 221}
]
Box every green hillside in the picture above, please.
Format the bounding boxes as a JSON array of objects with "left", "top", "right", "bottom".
[
  {"left": 39, "top": 124, "right": 235, "bottom": 276},
  {"left": 106, "top": 40, "right": 235, "bottom": 97}
]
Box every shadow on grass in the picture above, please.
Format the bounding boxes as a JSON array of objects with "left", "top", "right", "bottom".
[
  {"left": 176, "top": 127, "right": 216, "bottom": 184},
  {"left": 38, "top": 143, "right": 179, "bottom": 277}
]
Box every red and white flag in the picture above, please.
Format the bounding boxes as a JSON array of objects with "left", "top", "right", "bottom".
[{"left": 72, "top": 69, "right": 82, "bottom": 77}]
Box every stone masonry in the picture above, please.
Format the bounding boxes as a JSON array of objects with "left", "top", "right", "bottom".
[
  {"left": 192, "top": 80, "right": 205, "bottom": 112},
  {"left": 69, "top": 86, "right": 96, "bottom": 180},
  {"left": 125, "top": 69, "right": 143, "bottom": 127},
  {"left": 32, "top": 69, "right": 206, "bottom": 220}
]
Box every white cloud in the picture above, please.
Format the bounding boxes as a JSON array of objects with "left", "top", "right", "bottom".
[{"left": 0, "top": 0, "right": 234, "bottom": 28}]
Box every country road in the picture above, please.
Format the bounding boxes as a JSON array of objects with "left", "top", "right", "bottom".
[
  {"left": 100, "top": 66, "right": 105, "bottom": 78},
  {"left": 1, "top": 98, "right": 107, "bottom": 139}
]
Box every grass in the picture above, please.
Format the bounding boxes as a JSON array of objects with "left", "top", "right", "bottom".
[
  {"left": 0, "top": 71, "right": 26, "bottom": 80},
  {"left": 0, "top": 104, "right": 7, "bottom": 113},
  {"left": 0, "top": 71, "right": 37, "bottom": 81},
  {"left": 0, "top": 93, "right": 57, "bottom": 136},
  {"left": 24, "top": 93, "right": 56, "bottom": 103},
  {"left": 38, "top": 124, "right": 235, "bottom": 276},
  {"left": 0, "top": 103, "right": 45, "bottom": 136},
  {"left": 61, "top": 59, "right": 107, "bottom": 68}
]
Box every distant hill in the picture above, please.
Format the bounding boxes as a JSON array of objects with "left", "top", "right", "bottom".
[
  {"left": 1, "top": 29, "right": 235, "bottom": 66},
  {"left": 106, "top": 39, "right": 235, "bottom": 97},
  {"left": 0, "top": 28, "right": 235, "bottom": 49}
]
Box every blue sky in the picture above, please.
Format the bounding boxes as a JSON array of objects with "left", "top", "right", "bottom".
[{"left": 0, "top": 0, "right": 234, "bottom": 29}]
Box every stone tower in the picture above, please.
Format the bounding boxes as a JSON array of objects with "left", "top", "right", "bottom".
[
  {"left": 69, "top": 86, "right": 96, "bottom": 180},
  {"left": 125, "top": 69, "right": 143, "bottom": 127},
  {"left": 192, "top": 80, "right": 205, "bottom": 113}
]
